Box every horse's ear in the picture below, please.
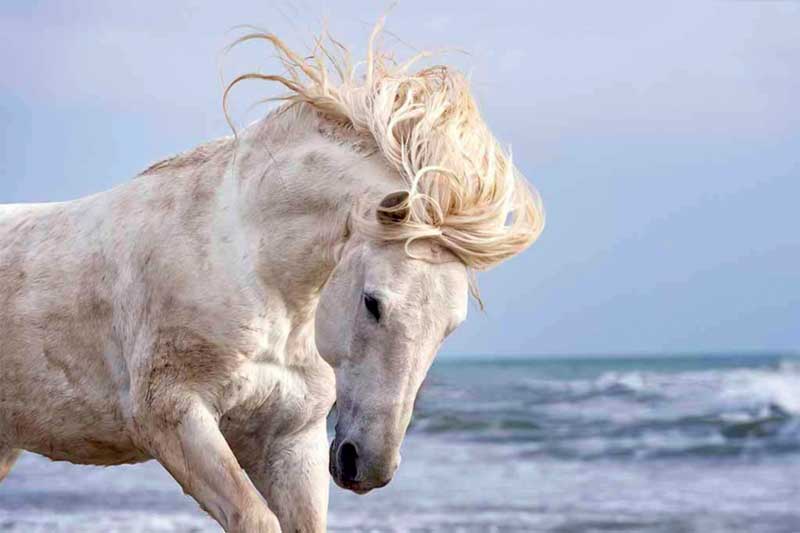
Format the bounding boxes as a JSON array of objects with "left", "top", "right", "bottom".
[{"left": 376, "top": 191, "right": 410, "bottom": 225}]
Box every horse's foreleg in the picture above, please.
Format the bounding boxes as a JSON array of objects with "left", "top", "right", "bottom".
[
  {"left": 139, "top": 400, "right": 282, "bottom": 533},
  {"left": 247, "top": 420, "right": 330, "bottom": 533},
  {"left": 0, "top": 448, "right": 21, "bottom": 482}
]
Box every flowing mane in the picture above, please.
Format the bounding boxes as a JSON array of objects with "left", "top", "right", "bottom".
[{"left": 224, "top": 18, "right": 544, "bottom": 271}]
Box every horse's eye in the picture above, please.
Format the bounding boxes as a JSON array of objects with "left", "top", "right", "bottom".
[{"left": 364, "top": 293, "right": 381, "bottom": 322}]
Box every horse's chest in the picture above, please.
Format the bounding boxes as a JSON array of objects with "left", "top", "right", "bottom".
[{"left": 220, "top": 360, "right": 335, "bottom": 442}]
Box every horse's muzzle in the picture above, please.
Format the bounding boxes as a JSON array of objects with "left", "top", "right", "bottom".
[{"left": 329, "top": 437, "right": 396, "bottom": 494}]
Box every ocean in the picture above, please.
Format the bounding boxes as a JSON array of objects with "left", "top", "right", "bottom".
[{"left": 2, "top": 354, "right": 799, "bottom": 532}]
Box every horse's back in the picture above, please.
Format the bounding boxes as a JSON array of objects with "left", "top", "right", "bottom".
[{"left": 0, "top": 198, "right": 146, "bottom": 465}]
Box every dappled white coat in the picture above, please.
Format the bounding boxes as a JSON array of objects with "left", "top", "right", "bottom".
[{"left": 0, "top": 106, "right": 471, "bottom": 532}]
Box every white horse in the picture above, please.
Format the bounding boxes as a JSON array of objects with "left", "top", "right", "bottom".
[{"left": 0, "top": 22, "right": 543, "bottom": 532}]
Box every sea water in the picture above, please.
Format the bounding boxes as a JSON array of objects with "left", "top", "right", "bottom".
[{"left": 2, "top": 354, "right": 799, "bottom": 532}]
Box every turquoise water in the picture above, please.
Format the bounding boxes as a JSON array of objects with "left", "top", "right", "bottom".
[{"left": 2, "top": 354, "right": 799, "bottom": 531}]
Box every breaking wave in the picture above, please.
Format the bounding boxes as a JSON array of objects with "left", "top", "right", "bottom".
[{"left": 411, "top": 355, "right": 800, "bottom": 460}]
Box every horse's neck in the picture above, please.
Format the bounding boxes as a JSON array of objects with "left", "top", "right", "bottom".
[
  {"left": 217, "top": 108, "right": 394, "bottom": 362},
  {"left": 122, "top": 105, "right": 398, "bottom": 368},
  {"left": 229, "top": 113, "right": 348, "bottom": 307}
]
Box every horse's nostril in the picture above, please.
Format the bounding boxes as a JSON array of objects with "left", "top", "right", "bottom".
[{"left": 338, "top": 441, "right": 359, "bottom": 482}]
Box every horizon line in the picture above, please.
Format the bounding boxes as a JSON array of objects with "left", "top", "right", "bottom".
[{"left": 437, "top": 350, "right": 800, "bottom": 360}]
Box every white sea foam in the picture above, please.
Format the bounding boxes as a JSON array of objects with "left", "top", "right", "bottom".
[{"left": 717, "top": 363, "right": 800, "bottom": 415}]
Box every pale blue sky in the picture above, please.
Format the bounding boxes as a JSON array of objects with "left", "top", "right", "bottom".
[{"left": 1, "top": 1, "right": 798, "bottom": 356}]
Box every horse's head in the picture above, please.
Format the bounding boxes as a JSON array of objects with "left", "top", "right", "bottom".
[{"left": 315, "top": 193, "right": 469, "bottom": 493}]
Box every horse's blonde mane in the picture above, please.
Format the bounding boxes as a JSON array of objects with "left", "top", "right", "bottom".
[{"left": 224, "top": 17, "right": 544, "bottom": 272}]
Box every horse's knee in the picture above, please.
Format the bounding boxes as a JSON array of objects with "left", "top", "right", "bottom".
[{"left": 228, "top": 508, "right": 282, "bottom": 533}]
